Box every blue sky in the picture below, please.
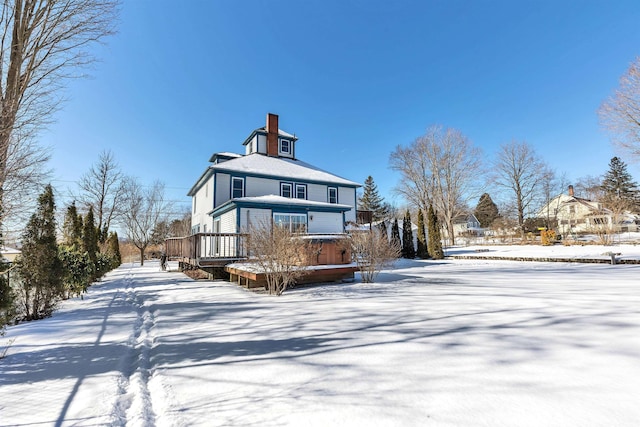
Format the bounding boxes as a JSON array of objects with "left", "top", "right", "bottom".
[{"left": 44, "top": 0, "right": 640, "bottom": 215}]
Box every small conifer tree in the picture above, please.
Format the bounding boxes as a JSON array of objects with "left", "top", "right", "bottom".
[
  {"left": 416, "top": 209, "right": 428, "bottom": 259},
  {"left": 106, "top": 231, "right": 122, "bottom": 268},
  {"left": 390, "top": 218, "right": 401, "bottom": 258},
  {"left": 601, "top": 157, "right": 640, "bottom": 209},
  {"left": 82, "top": 206, "right": 99, "bottom": 279},
  {"left": 427, "top": 204, "right": 444, "bottom": 259},
  {"left": 377, "top": 220, "right": 388, "bottom": 242},
  {"left": 17, "top": 185, "right": 64, "bottom": 320},
  {"left": 358, "top": 176, "right": 389, "bottom": 221},
  {"left": 401, "top": 210, "right": 415, "bottom": 258},
  {"left": 62, "top": 202, "right": 84, "bottom": 248},
  {"left": 474, "top": 193, "right": 500, "bottom": 228}
]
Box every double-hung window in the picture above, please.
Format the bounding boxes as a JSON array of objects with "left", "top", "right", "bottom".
[
  {"left": 295, "top": 184, "right": 307, "bottom": 200},
  {"left": 232, "top": 177, "right": 244, "bottom": 198},
  {"left": 328, "top": 187, "right": 338, "bottom": 204},
  {"left": 281, "top": 182, "right": 293, "bottom": 198},
  {"left": 280, "top": 139, "right": 291, "bottom": 155}
]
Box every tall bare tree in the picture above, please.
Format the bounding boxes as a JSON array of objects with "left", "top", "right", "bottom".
[
  {"left": 0, "top": 134, "right": 50, "bottom": 232},
  {"left": 0, "top": 0, "right": 117, "bottom": 237},
  {"left": 574, "top": 174, "right": 604, "bottom": 200},
  {"left": 78, "top": 150, "right": 124, "bottom": 241},
  {"left": 599, "top": 56, "right": 640, "bottom": 160},
  {"left": 390, "top": 125, "right": 482, "bottom": 245},
  {"left": 539, "top": 168, "right": 568, "bottom": 230},
  {"left": 492, "top": 140, "right": 547, "bottom": 237},
  {"left": 120, "top": 178, "right": 170, "bottom": 266}
]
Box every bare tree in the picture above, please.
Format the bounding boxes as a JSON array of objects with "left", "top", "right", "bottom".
[
  {"left": 0, "top": 134, "right": 50, "bottom": 232},
  {"left": 347, "top": 229, "right": 400, "bottom": 283},
  {"left": 574, "top": 175, "right": 604, "bottom": 200},
  {"left": 78, "top": 150, "right": 124, "bottom": 241},
  {"left": 245, "top": 220, "right": 314, "bottom": 295},
  {"left": 599, "top": 56, "right": 640, "bottom": 160},
  {"left": 539, "top": 168, "right": 568, "bottom": 230},
  {"left": 390, "top": 125, "right": 482, "bottom": 245},
  {"left": 120, "top": 178, "right": 170, "bottom": 266},
  {"left": 492, "top": 141, "right": 548, "bottom": 237},
  {"left": 0, "top": 0, "right": 117, "bottom": 234}
]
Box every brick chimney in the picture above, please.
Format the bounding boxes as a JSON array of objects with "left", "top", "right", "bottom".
[
  {"left": 568, "top": 185, "right": 574, "bottom": 197},
  {"left": 266, "top": 113, "right": 279, "bottom": 157}
]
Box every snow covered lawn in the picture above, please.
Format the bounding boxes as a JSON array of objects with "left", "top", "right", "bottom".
[{"left": 2, "top": 257, "right": 639, "bottom": 426}]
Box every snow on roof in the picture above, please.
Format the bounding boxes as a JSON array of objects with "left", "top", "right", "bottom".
[
  {"left": 215, "top": 152, "right": 242, "bottom": 158},
  {"left": 211, "top": 153, "right": 361, "bottom": 187},
  {"left": 233, "top": 195, "right": 352, "bottom": 210}
]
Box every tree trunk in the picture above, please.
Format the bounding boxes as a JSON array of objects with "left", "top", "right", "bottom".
[{"left": 139, "top": 247, "right": 145, "bottom": 266}]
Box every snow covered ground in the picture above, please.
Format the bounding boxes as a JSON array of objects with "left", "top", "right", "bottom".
[{"left": 2, "top": 252, "right": 640, "bottom": 426}]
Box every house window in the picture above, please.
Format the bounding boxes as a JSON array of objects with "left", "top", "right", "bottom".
[
  {"left": 273, "top": 213, "right": 307, "bottom": 233},
  {"left": 193, "top": 196, "right": 197, "bottom": 213},
  {"left": 328, "top": 187, "right": 338, "bottom": 204},
  {"left": 281, "top": 182, "right": 293, "bottom": 198},
  {"left": 280, "top": 139, "right": 291, "bottom": 155},
  {"left": 232, "top": 177, "right": 244, "bottom": 198},
  {"left": 296, "top": 184, "right": 307, "bottom": 200}
]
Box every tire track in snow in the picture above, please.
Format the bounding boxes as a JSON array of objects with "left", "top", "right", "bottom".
[{"left": 111, "top": 266, "right": 158, "bottom": 427}]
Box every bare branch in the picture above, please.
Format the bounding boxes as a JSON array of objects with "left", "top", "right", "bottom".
[{"left": 599, "top": 56, "right": 640, "bottom": 160}]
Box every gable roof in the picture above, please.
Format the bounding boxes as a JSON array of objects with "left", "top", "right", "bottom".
[{"left": 210, "top": 153, "right": 360, "bottom": 187}]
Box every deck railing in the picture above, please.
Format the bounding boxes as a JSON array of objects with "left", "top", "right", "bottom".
[{"left": 165, "top": 233, "right": 248, "bottom": 265}]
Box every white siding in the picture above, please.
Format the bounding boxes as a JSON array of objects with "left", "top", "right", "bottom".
[
  {"left": 219, "top": 209, "right": 237, "bottom": 233},
  {"left": 216, "top": 173, "right": 231, "bottom": 206},
  {"left": 245, "top": 135, "right": 258, "bottom": 155},
  {"left": 257, "top": 134, "right": 267, "bottom": 154},
  {"left": 307, "top": 183, "right": 327, "bottom": 203},
  {"left": 246, "top": 176, "right": 279, "bottom": 197},
  {"left": 191, "top": 175, "right": 215, "bottom": 234},
  {"left": 239, "top": 208, "right": 272, "bottom": 231},
  {"left": 339, "top": 187, "right": 357, "bottom": 222},
  {"left": 308, "top": 211, "right": 343, "bottom": 233}
]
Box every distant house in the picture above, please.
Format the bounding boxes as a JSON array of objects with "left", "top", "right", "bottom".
[
  {"left": 538, "top": 185, "right": 639, "bottom": 236},
  {"left": 452, "top": 214, "right": 483, "bottom": 237},
  {"left": 188, "top": 113, "right": 361, "bottom": 236},
  {"left": 0, "top": 246, "right": 20, "bottom": 263}
]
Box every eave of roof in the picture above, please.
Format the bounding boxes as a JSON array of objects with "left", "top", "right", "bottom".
[
  {"left": 210, "top": 153, "right": 361, "bottom": 187},
  {"left": 209, "top": 195, "right": 352, "bottom": 217}
]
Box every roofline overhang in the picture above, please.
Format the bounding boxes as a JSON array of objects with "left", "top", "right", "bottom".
[{"left": 209, "top": 198, "right": 352, "bottom": 218}]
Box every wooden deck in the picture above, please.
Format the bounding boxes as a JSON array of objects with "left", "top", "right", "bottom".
[
  {"left": 165, "top": 233, "right": 359, "bottom": 288},
  {"left": 165, "top": 233, "right": 248, "bottom": 267},
  {"left": 226, "top": 263, "right": 358, "bottom": 289}
]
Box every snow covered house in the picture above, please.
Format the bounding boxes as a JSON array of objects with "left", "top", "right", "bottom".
[
  {"left": 452, "top": 214, "right": 483, "bottom": 237},
  {"left": 538, "top": 185, "right": 639, "bottom": 236},
  {"left": 188, "top": 113, "right": 360, "bottom": 236}
]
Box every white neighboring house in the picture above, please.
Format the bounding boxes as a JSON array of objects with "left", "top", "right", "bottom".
[
  {"left": 0, "top": 246, "right": 20, "bottom": 263},
  {"left": 188, "top": 113, "right": 361, "bottom": 235},
  {"left": 538, "top": 185, "right": 640, "bottom": 236},
  {"left": 452, "top": 214, "right": 483, "bottom": 237}
]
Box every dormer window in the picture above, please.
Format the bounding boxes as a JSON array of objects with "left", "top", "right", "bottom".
[{"left": 280, "top": 139, "right": 291, "bottom": 155}]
